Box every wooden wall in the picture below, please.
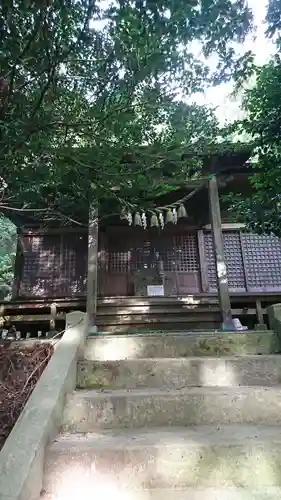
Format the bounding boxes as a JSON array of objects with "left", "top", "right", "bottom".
[
  {"left": 205, "top": 231, "right": 281, "bottom": 293},
  {"left": 14, "top": 230, "right": 88, "bottom": 298},
  {"left": 13, "top": 225, "right": 281, "bottom": 299}
]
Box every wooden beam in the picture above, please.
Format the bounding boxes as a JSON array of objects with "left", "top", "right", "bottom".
[
  {"left": 0, "top": 307, "right": 266, "bottom": 326},
  {"left": 0, "top": 299, "right": 86, "bottom": 312},
  {"left": 0, "top": 314, "right": 65, "bottom": 323},
  {"left": 86, "top": 204, "right": 98, "bottom": 330},
  {"left": 208, "top": 176, "right": 233, "bottom": 330},
  {"left": 203, "top": 223, "right": 246, "bottom": 230},
  {"left": 21, "top": 227, "right": 87, "bottom": 235}
]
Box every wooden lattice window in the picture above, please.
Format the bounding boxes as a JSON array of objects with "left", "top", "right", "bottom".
[
  {"left": 132, "top": 233, "right": 199, "bottom": 273},
  {"left": 133, "top": 239, "right": 158, "bottom": 271},
  {"left": 62, "top": 234, "right": 87, "bottom": 296},
  {"left": 106, "top": 231, "right": 132, "bottom": 273},
  {"left": 204, "top": 232, "right": 217, "bottom": 290},
  {"left": 241, "top": 233, "right": 281, "bottom": 291},
  {"left": 108, "top": 250, "right": 131, "bottom": 272},
  {"left": 173, "top": 234, "right": 199, "bottom": 272},
  {"left": 106, "top": 231, "right": 200, "bottom": 275},
  {"left": 223, "top": 232, "right": 246, "bottom": 291},
  {"left": 21, "top": 237, "right": 39, "bottom": 289},
  {"left": 107, "top": 240, "right": 132, "bottom": 272},
  {"left": 20, "top": 234, "right": 62, "bottom": 297},
  {"left": 204, "top": 231, "right": 246, "bottom": 291},
  {"left": 20, "top": 232, "right": 88, "bottom": 298}
]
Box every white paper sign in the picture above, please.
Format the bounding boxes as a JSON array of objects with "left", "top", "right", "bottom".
[
  {"left": 232, "top": 318, "right": 248, "bottom": 331},
  {"left": 147, "top": 285, "right": 164, "bottom": 296}
]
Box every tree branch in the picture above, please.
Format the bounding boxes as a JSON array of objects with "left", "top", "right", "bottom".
[{"left": 0, "top": 204, "right": 86, "bottom": 227}]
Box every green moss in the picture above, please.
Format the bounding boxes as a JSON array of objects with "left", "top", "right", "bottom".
[{"left": 77, "top": 381, "right": 109, "bottom": 389}]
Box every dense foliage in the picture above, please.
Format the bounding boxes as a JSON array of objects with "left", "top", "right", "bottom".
[
  {"left": 225, "top": 0, "right": 281, "bottom": 236},
  {"left": 0, "top": 217, "right": 16, "bottom": 299},
  {"left": 0, "top": 0, "right": 253, "bottom": 223}
]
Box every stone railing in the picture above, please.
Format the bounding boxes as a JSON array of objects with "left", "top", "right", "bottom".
[{"left": 268, "top": 303, "right": 281, "bottom": 352}]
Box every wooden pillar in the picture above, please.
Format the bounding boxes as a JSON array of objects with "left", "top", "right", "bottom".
[
  {"left": 255, "top": 299, "right": 267, "bottom": 330},
  {"left": 86, "top": 203, "right": 98, "bottom": 332},
  {"left": 208, "top": 176, "right": 233, "bottom": 330}
]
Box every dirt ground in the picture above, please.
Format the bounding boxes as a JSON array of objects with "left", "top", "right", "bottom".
[{"left": 0, "top": 341, "right": 54, "bottom": 449}]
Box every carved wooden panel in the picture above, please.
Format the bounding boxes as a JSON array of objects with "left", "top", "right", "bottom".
[{"left": 241, "top": 233, "right": 281, "bottom": 292}]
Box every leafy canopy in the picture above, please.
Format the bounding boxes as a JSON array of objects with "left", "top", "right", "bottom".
[
  {"left": 227, "top": 0, "right": 281, "bottom": 236},
  {"left": 0, "top": 216, "right": 16, "bottom": 300},
  {"left": 0, "top": 0, "right": 253, "bottom": 223}
]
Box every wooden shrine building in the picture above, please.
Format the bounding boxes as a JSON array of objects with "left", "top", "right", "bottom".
[{"left": 3, "top": 148, "right": 281, "bottom": 333}]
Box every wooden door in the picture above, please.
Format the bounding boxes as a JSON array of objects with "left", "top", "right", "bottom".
[
  {"left": 172, "top": 233, "right": 200, "bottom": 294},
  {"left": 101, "top": 228, "right": 132, "bottom": 296},
  {"left": 100, "top": 228, "right": 202, "bottom": 297},
  {"left": 152, "top": 231, "right": 200, "bottom": 295}
]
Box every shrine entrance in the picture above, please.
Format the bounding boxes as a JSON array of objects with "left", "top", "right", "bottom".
[{"left": 99, "top": 227, "right": 201, "bottom": 297}]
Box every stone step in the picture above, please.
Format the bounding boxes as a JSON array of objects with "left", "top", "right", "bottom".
[
  {"left": 84, "top": 331, "right": 277, "bottom": 361},
  {"left": 40, "top": 487, "right": 281, "bottom": 500},
  {"left": 63, "top": 386, "right": 281, "bottom": 431},
  {"left": 98, "top": 296, "right": 220, "bottom": 307},
  {"left": 97, "top": 305, "right": 223, "bottom": 316},
  {"left": 97, "top": 323, "right": 222, "bottom": 334},
  {"left": 77, "top": 355, "right": 281, "bottom": 390},
  {"left": 44, "top": 426, "right": 281, "bottom": 492},
  {"left": 96, "top": 312, "right": 222, "bottom": 326}
]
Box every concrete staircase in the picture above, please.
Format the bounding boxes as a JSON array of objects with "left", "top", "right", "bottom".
[{"left": 41, "top": 331, "right": 281, "bottom": 499}]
